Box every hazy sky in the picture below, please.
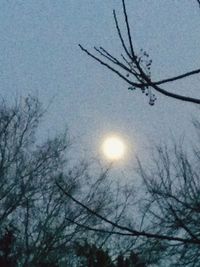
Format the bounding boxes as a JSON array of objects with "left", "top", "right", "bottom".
[{"left": 0, "top": 0, "right": 200, "bottom": 171}]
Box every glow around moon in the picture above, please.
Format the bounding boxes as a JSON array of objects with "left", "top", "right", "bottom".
[{"left": 102, "top": 136, "right": 126, "bottom": 161}]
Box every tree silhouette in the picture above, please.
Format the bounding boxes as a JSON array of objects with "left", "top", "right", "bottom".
[
  {"left": 0, "top": 227, "right": 16, "bottom": 267},
  {"left": 0, "top": 96, "right": 125, "bottom": 266},
  {"left": 75, "top": 242, "right": 115, "bottom": 267}
]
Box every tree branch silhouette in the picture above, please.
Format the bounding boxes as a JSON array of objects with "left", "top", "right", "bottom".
[
  {"left": 79, "top": 0, "right": 200, "bottom": 105},
  {"left": 56, "top": 181, "right": 200, "bottom": 245}
]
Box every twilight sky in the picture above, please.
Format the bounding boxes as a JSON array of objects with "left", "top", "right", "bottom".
[{"left": 0, "top": 0, "right": 200, "bottom": 171}]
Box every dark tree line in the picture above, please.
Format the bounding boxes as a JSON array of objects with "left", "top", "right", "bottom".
[{"left": 75, "top": 242, "right": 146, "bottom": 267}]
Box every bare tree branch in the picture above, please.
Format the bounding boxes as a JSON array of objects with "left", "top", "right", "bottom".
[
  {"left": 79, "top": 44, "right": 143, "bottom": 89},
  {"left": 56, "top": 181, "right": 200, "bottom": 245},
  {"left": 79, "top": 0, "right": 200, "bottom": 105}
]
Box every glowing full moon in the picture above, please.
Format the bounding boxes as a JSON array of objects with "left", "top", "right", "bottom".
[{"left": 102, "top": 136, "right": 125, "bottom": 161}]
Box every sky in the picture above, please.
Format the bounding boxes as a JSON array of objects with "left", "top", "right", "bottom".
[{"left": 0, "top": 0, "right": 200, "bottom": 176}]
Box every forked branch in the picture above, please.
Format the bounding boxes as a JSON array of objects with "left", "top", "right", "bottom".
[{"left": 79, "top": 0, "right": 200, "bottom": 105}]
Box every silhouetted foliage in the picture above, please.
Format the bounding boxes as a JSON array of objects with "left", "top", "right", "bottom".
[
  {"left": 75, "top": 242, "right": 147, "bottom": 267},
  {"left": 116, "top": 252, "right": 146, "bottom": 267},
  {"left": 75, "top": 242, "right": 115, "bottom": 267},
  {"left": 116, "top": 254, "right": 124, "bottom": 267},
  {"left": 0, "top": 227, "right": 16, "bottom": 267}
]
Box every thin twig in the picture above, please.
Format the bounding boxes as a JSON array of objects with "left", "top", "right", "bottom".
[
  {"left": 122, "top": 0, "right": 135, "bottom": 59},
  {"left": 113, "top": 10, "right": 132, "bottom": 61},
  {"left": 79, "top": 44, "right": 143, "bottom": 89}
]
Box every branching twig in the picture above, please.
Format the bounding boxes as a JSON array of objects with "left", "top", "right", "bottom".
[{"left": 79, "top": 0, "right": 200, "bottom": 105}]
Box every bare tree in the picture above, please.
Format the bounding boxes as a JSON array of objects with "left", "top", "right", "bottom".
[
  {"left": 134, "top": 123, "right": 200, "bottom": 266},
  {"left": 79, "top": 0, "right": 200, "bottom": 105},
  {"left": 0, "top": 96, "right": 76, "bottom": 266},
  {"left": 0, "top": 96, "right": 130, "bottom": 267}
]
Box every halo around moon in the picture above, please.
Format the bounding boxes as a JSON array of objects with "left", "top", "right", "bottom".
[{"left": 102, "top": 136, "right": 126, "bottom": 161}]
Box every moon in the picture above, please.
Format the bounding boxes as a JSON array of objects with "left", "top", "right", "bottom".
[{"left": 102, "top": 136, "right": 126, "bottom": 161}]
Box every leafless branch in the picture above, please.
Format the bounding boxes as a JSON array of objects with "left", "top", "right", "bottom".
[
  {"left": 79, "top": 0, "right": 200, "bottom": 105},
  {"left": 56, "top": 181, "right": 200, "bottom": 245}
]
